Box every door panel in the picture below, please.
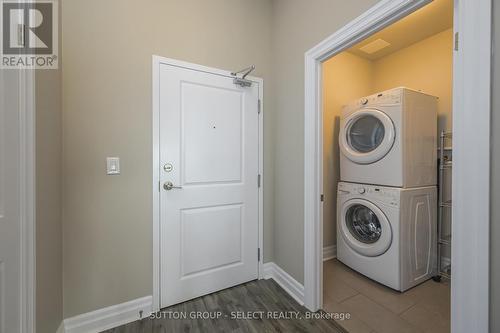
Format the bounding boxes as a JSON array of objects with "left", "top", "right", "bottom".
[
  {"left": 159, "top": 63, "right": 259, "bottom": 307},
  {"left": 180, "top": 204, "right": 243, "bottom": 276},
  {"left": 182, "top": 82, "right": 243, "bottom": 184}
]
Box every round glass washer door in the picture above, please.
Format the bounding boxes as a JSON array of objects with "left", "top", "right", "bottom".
[
  {"left": 339, "top": 199, "right": 392, "bottom": 257},
  {"left": 339, "top": 108, "right": 395, "bottom": 164}
]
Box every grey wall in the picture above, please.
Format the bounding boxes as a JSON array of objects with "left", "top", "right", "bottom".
[
  {"left": 270, "top": 0, "right": 380, "bottom": 283},
  {"left": 61, "top": 0, "right": 273, "bottom": 317},
  {"left": 490, "top": 1, "right": 499, "bottom": 331}
]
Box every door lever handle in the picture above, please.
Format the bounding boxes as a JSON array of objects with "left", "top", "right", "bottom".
[{"left": 163, "top": 181, "right": 182, "bottom": 191}]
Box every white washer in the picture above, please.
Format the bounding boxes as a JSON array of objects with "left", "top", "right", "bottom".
[
  {"left": 336, "top": 182, "right": 437, "bottom": 291},
  {"left": 339, "top": 87, "right": 438, "bottom": 188}
]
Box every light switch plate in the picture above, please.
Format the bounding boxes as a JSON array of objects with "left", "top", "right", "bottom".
[{"left": 106, "top": 157, "right": 120, "bottom": 175}]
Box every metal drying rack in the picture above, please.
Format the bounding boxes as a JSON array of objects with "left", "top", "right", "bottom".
[{"left": 434, "top": 131, "right": 452, "bottom": 281}]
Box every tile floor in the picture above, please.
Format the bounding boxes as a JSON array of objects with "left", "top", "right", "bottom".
[{"left": 323, "top": 259, "right": 450, "bottom": 333}]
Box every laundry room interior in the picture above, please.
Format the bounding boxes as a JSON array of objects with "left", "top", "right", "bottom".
[{"left": 321, "top": 0, "right": 453, "bottom": 332}]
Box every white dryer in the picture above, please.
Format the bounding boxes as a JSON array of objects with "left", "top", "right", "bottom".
[
  {"left": 336, "top": 182, "right": 437, "bottom": 292},
  {"left": 339, "top": 87, "right": 438, "bottom": 188}
]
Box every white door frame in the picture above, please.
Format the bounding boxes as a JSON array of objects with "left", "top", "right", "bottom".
[
  {"left": 303, "top": 1, "right": 491, "bottom": 333},
  {"left": 20, "top": 68, "right": 36, "bottom": 333},
  {"left": 2, "top": 67, "right": 37, "bottom": 332},
  {"left": 151, "top": 56, "right": 264, "bottom": 312}
]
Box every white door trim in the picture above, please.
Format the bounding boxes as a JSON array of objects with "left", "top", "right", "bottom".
[
  {"left": 18, "top": 68, "right": 37, "bottom": 333},
  {"left": 2, "top": 65, "right": 36, "bottom": 333},
  {"left": 450, "top": 1, "right": 490, "bottom": 332},
  {"left": 151, "top": 56, "right": 264, "bottom": 312},
  {"left": 303, "top": 1, "right": 491, "bottom": 333}
]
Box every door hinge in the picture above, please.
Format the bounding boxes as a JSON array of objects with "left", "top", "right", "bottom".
[
  {"left": 454, "top": 32, "right": 459, "bottom": 51},
  {"left": 258, "top": 99, "right": 261, "bottom": 114},
  {"left": 258, "top": 248, "right": 261, "bottom": 261},
  {"left": 320, "top": 194, "right": 324, "bottom": 202},
  {"left": 258, "top": 174, "right": 261, "bottom": 188}
]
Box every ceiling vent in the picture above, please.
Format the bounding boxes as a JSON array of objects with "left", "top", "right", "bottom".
[{"left": 359, "top": 39, "right": 391, "bottom": 54}]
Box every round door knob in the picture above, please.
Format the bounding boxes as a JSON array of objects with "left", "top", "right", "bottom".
[{"left": 358, "top": 188, "right": 366, "bottom": 194}]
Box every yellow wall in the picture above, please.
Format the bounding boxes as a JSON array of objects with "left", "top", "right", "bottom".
[
  {"left": 322, "top": 53, "right": 373, "bottom": 247},
  {"left": 322, "top": 28, "right": 453, "bottom": 249},
  {"left": 373, "top": 28, "right": 453, "bottom": 133}
]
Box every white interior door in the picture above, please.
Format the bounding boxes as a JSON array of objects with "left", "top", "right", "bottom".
[
  {"left": 159, "top": 63, "right": 260, "bottom": 307},
  {"left": 0, "top": 70, "right": 22, "bottom": 332}
]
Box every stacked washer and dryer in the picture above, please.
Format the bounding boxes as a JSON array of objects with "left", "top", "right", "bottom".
[{"left": 337, "top": 87, "right": 438, "bottom": 292}]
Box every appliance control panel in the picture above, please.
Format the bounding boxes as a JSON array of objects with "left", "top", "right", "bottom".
[
  {"left": 353, "top": 88, "right": 403, "bottom": 107},
  {"left": 338, "top": 182, "right": 400, "bottom": 206}
]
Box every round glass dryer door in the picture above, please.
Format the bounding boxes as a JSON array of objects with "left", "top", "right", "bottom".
[
  {"left": 339, "top": 108, "right": 395, "bottom": 164},
  {"left": 339, "top": 199, "right": 392, "bottom": 257}
]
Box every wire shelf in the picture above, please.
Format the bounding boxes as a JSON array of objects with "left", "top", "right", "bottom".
[{"left": 436, "top": 130, "right": 452, "bottom": 282}]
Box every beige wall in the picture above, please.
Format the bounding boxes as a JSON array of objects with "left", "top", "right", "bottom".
[
  {"left": 270, "top": 0, "right": 379, "bottom": 284},
  {"left": 61, "top": 0, "right": 381, "bottom": 318},
  {"left": 322, "top": 53, "right": 373, "bottom": 247},
  {"left": 61, "top": 0, "right": 273, "bottom": 317},
  {"left": 36, "top": 1, "right": 63, "bottom": 331},
  {"left": 490, "top": 1, "right": 499, "bottom": 331},
  {"left": 36, "top": 70, "right": 63, "bottom": 333}
]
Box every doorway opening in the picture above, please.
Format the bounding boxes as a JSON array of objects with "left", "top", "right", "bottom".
[
  {"left": 304, "top": 0, "right": 491, "bottom": 332},
  {"left": 321, "top": 2, "right": 452, "bottom": 331}
]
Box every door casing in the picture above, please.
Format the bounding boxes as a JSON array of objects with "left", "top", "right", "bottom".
[
  {"left": 0, "top": 67, "right": 36, "bottom": 332},
  {"left": 151, "top": 56, "right": 264, "bottom": 312}
]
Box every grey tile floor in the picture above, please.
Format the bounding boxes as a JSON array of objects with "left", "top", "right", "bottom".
[{"left": 323, "top": 259, "right": 450, "bottom": 333}]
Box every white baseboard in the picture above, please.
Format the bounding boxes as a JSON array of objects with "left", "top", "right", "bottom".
[
  {"left": 323, "top": 245, "right": 337, "bottom": 261},
  {"left": 62, "top": 296, "right": 152, "bottom": 333},
  {"left": 263, "top": 262, "right": 304, "bottom": 305}
]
